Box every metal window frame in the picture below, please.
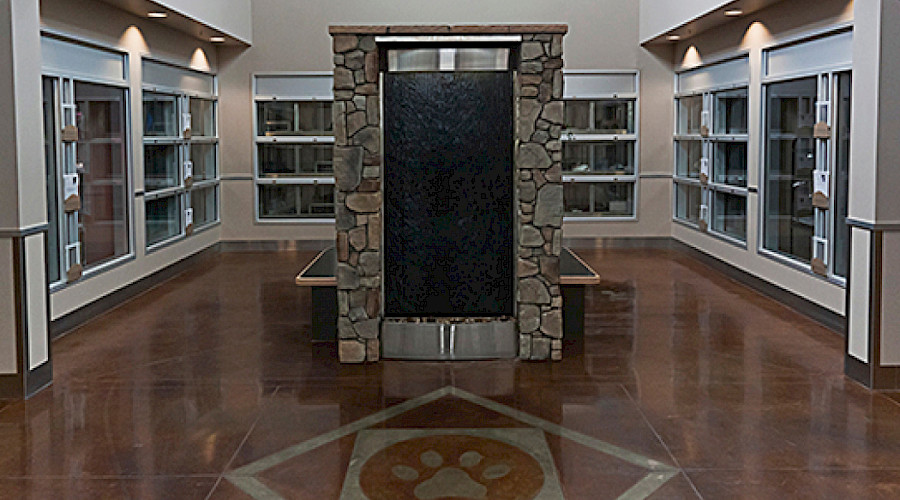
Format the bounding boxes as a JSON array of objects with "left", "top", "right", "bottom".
[
  {"left": 42, "top": 65, "right": 136, "bottom": 291},
  {"left": 758, "top": 66, "right": 851, "bottom": 286},
  {"left": 561, "top": 71, "right": 640, "bottom": 221},
  {"left": 141, "top": 66, "right": 220, "bottom": 251},
  {"left": 252, "top": 72, "right": 337, "bottom": 223}
]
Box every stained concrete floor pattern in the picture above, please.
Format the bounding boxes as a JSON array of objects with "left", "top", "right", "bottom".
[{"left": 0, "top": 248, "right": 899, "bottom": 498}]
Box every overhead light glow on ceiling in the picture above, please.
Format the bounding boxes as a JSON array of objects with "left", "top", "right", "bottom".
[
  {"left": 147, "top": 12, "right": 167, "bottom": 18},
  {"left": 724, "top": 9, "right": 744, "bottom": 16},
  {"left": 210, "top": 36, "right": 226, "bottom": 43},
  {"left": 666, "top": 35, "right": 682, "bottom": 41}
]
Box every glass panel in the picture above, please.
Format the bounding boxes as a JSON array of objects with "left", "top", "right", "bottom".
[
  {"left": 258, "top": 144, "right": 333, "bottom": 176},
  {"left": 388, "top": 49, "right": 441, "bottom": 72},
  {"left": 144, "top": 144, "right": 179, "bottom": 191},
  {"left": 257, "top": 101, "right": 333, "bottom": 136},
  {"left": 594, "top": 100, "right": 634, "bottom": 134},
  {"left": 714, "top": 88, "right": 748, "bottom": 135},
  {"left": 564, "top": 101, "right": 591, "bottom": 131},
  {"left": 713, "top": 142, "right": 747, "bottom": 187},
  {"left": 677, "top": 95, "right": 703, "bottom": 135},
  {"left": 593, "top": 183, "right": 634, "bottom": 216},
  {"left": 563, "top": 141, "right": 634, "bottom": 175},
  {"left": 563, "top": 183, "right": 591, "bottom": 215},
  {"left": 42, "top": 77, "right": 60, "bottom": 283},
  {"left": 675, "top": 183, "right": 702, "bottom": 224},
  {"left": 191, "top": 143, "right": 217, "bottom": 181},
  {"left": 258, "top": 184, "right": 335, "bottom": 218},
  {"left": 712, "top": 191, "right": 746, "bottom": 241},
  {"left": 145, "top": 196, "right": 180, "bottom": 246},
  {"left": 143, "top": 92, "right": 178, "bottom": 137},
  {"left": 833, "top": 72, "right": 852, "bottom": 278},
  {"left": 763, "top": 77, "right": 817, "bottom": 263},
  {"left": 454, "top": 48, "right": 510, "bottom": 71},
  {"left": 190, "top": 186, "right": 217, "bottom": 227},
  {"left": 676, "top": 140, "right": 702, "bottom": 178},
  {"left": 75, "top": 81, "right": 129, "bottom": 267},
  {"left": 190, "top": 98, "right": 215, "bottom": 137}
]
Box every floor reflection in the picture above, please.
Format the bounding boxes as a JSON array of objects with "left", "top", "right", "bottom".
[{"left": 1, "top": 248, "right": 899, "bottom": 499}]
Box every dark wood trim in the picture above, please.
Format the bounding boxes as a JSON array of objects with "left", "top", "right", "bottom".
[
  {"left": 672, "top": 240, "right": 845, "bottom": 334},
  {"left": 11, "top": 236, "right": 26, "bottom": 399},
  {"left": 845, "top": 354, "right": 871, "bottom": 387},
  {"left": 843, "top": 228, "right": 865, "bottom": 385},
  {"left": 50, "top": 244, "right": 220, "bottom": 339}
]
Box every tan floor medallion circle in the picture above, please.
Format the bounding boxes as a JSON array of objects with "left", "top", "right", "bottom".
[{"left": 359, "top": 434, "right": 545, "bottom": 499}]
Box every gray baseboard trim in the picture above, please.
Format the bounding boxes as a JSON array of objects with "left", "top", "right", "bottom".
[
  {"left": 25, "top": 360, "right": 52, "bottom": 397},
  {"left": 845, "top": 354, "right": 871, "bottom": 387},
  {"left": 672, "top": 240, "right": 845, "bottom": 334},
  {"left": 563, "top": 237, "right": 675, "bottom": 249},
  {"left": 219, "top": 240, "right": 332, "bottom": 252},
  {"left": 50, "top": 244, "right": 221, "bottom": 340}
]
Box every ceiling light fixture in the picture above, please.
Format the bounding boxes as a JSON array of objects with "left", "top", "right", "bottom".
[
  {"left": 724, "top": 9, "right": 744, "bottom": 16},
  {"left": 210, "top": 36, "right": 226, "bottom": 43},
  {"left": 147, "top": 12, "right": 167, "bottom": 18},
  {"left": 666, "top": 35, "right": 682, "bottom": 41}
]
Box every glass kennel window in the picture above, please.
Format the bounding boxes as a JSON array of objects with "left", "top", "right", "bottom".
[
  {"left": 761, "top": 30, "right": 852, "bottom": 281},
  {"left": 561, "top": 71, "right": 639, "bottom": 219},
  {"left": 142, "top": 59, "right": 219, "bottom": 249},
  {"left": 40, "top": 36, "right": 131, "bottom": 286},
  {"left": 673, "top": 57, "right": 750, "bottom": 243},
  {"left": 254, "top": 73, "right": 335, "bottom": 221}
]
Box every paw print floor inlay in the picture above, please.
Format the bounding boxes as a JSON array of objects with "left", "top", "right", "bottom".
[
  {"left": 225, "top": 386, "right": 678, "bottom": 499},
  {"left": 351, "top": 430, "right": 553, "bottom": 499}
]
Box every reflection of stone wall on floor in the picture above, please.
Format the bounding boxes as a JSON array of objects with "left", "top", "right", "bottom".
[{"left": 331, "top": 25, "right": 567, "bottom": 363}]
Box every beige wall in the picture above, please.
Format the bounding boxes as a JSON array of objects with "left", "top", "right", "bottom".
[
  {"left": 0, "top": 0, "right": 45, "bottom": 230},
  {"left": 639, "top": 0, "right": 736, "bottom": 42},
  {"left": 152, "top": 0, "right": 252, "bottom": 44},
  {"left": 217, "top": 0, "right": 674, "bottom": 242},
  {"left": 670, "top": 0, "right": 853, "bottom": 314},
  {"left": 41, "top": 0, "right": 222, "bottom": 319}
]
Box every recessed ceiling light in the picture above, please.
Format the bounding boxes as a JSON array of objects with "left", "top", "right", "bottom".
[
  {"left": 147, "top": 12, "right": 167, "bottom": 18},
  {"left": 210, "top": 36, "right": 226, "bottom": 43},
  {"left": 724, "top": 9, "right": 744, "bottom": 16},
  {"left": 666, "top": 35, "right": 682, "bottom": 41}
]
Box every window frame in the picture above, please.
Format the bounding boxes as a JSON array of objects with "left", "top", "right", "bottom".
[
  {"left": 759, "top": 68, "right": 851, "bottom": 285},
  {"left": 561, "top": 70, "right": 640, "bottom": 221},
  {"left": 253, "top": 72, "right": 336, "bottom": 223},
  {"left": 141, "top": 63, "right": 220, "bottom": 252},
  {"left": 673, "top": 77, "right": 750, "bottom": 247},
  {"left": 41, "top": 35, "right": 135, "bottom": 291}
]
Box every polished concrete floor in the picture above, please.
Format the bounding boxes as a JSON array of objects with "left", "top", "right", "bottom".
[{"left": 2, "top": 247, "right": 900, "bottom": 499}]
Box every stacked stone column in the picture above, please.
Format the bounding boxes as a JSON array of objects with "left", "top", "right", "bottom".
[
  {"left": 516, "top": 34, "right": 565, "bottom": 361},
  {"left": 332, "top": 33, "right": 382, "bottom": 363}
]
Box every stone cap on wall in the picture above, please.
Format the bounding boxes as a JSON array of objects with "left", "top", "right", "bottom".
[{"left": 328, "top": 24, "right": 569, "bottom": 35}]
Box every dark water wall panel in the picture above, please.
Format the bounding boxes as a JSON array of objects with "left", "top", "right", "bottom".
[{"left": 384, "top": 71, "right": 514, "bottom": 317}]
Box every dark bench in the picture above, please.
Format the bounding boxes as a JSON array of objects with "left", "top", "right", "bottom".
[{"left": 296, "top": 248, "right": 600, "bottom": 348}]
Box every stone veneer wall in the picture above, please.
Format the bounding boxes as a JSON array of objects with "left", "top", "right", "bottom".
[{"left": 330, "top": 25, "right": 567, "bottom": 363}]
